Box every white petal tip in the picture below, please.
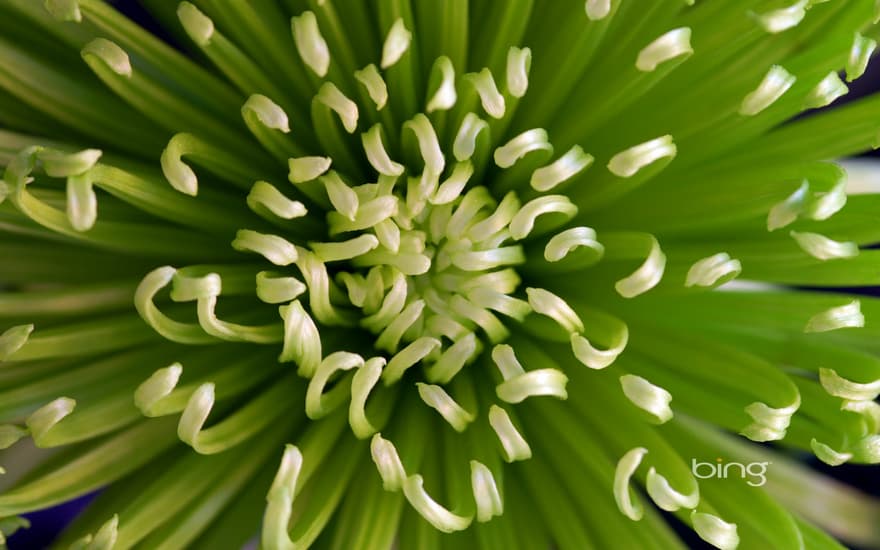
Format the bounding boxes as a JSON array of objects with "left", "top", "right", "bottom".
[
  {"left": 691, "top": 512, "right": 739, "bottom": 550},
  {"left": 178, "top": 2, "right": 214, "bottom": 46},
  {"left": 805, "top": 300, "right": 864, "bottom": 333},
  {"left": 685, "top": 253, "right": 742, "bottom": 288},
  {"left": 82, "top": 38, "right": 132, "bottom": 77},
  {"left": 739, "top": 65, "right": 795, "bottom": 116},
  {"left": 585, "top": 0, "right": 611, "bottom": 20},
  {"left": 608, "top": 136, "right": 676, "bottom": 178},
  {"left": 636, "top": 28, "right": 693, "bottom": 72},
  {"left": 381, "top": 19, "right": 412, "bottom": 69}
]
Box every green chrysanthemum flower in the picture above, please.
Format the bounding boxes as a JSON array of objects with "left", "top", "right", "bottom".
[{"left": 2, "top": 0, "right": 880, "bottom": 548}]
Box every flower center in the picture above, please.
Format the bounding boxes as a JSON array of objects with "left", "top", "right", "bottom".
[{"left": 305, "top": 162, "right": 530, "bottom": 385}]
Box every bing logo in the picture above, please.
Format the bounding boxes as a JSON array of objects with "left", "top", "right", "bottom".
[{"left": 691, "top": 457, "right": 770, "bottom": 487}]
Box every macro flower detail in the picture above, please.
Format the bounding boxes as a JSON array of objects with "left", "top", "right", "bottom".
[{"left": 1, "top": 0, "right": 880, "bottom": 549}]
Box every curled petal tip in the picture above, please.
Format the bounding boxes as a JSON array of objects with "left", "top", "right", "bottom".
[
  {"left": 320, "top": 171, "right": 359, "bottom": 220},
  {"left": 488, "top": 405, "right": 531, "bottom": 462},
  {"left": 317, "top": 83, "right": 359, "bottom": 134},
  {"left": 471, "top": 461, "right": 503, "bottom": 522},
  {"left": 263, "top": 445, "right": 303, "bottom": 549},
  {"left": 497, "top": 368, "right": 569, "bottom": 403},
  {"left": 467, "top": 69, "right": 506, "bottom": 119},
  {"left": 370, "top": 433, "right": 406, "bottom": 491},
  {"left": 243, "top": 95, "right": 291, "bottom": 133},
  {"left": 494, "top": 129, "right": 552, "bottom": 169},
  {"left": 0, "top": 324, "right": 34, "bottom": 361},
  {"left": 506, "top": 47, "right": 531, "bottom": 98},
  {"left": 585, "top": 0, "right": 611, "bottom": 20},
  {"left": 847, "top": 34, "right": 877, "bottom": 82},
  {"left": 135, "top": 266, "right": 217, "bottom": 345},
  {"left": 27, "top": 397, "right": 76, "bottom": 443},
  {"left": 355, "top": 65, "right": 389, "bottom": 110},
  {"left": 811, "top": 439, "right": 852, "bottom": 466},
  {"left": 790, "top": 230, "right": 859, "bottom": 261},
  {"left": 691, "top": 511, "right": 739, "bottom": 550},
  {"left": 753, "top": 1, "right": 808, "bottom": 34},
  {"left": 289, "top": 156, "right": 332, "bottom": 184},
  {"left": 177, "top": 382, "right": 215, "bottom": 448},
  {"left": 615, "top": 235, "right": 666, "bottom": 298},
  {"left": 134, "top": 363, "right": 183, "bottom": 416},
  {"left": 526, "top": 287, "right": 584, "bottom": 334},
  {"left": 256, "top": 271, "right": 307, "bottom": 304},
  {"left": 620, "top": 375, "right": 673, "bottom": 424},
  {"left": 305, "top": 352, "right": 364, "bottom": 419},
  {"left": 851, "top": 435, "right": 880, "bottom": 463},
  {"left": 362, "top": 124, "right": 404, "bottom": 176},
  {"left": 614, "top": 447, "right": 647, "bottom": 521},
  {"left": 510, "top": 195, "right": 577, "bottom": 240},
  {"left": 232, "top": 229, "right": 298, "bottom": 266},
  {"left": 636, "top": 28, "right": 693, "bottom": 72},
  {"left": 44, "top": 0, "right": 81, "bottom": 21},
  {"left": 381, "top": 19, "right": 412, "bottom": 69},
  {"left": 427, "top": 56, "right": 458, "bottom": 112},
  {"left": 404, "top": 114, "right": 445, "bottom": 175},
  {"left": 161, "top": 134, "right": 200, "bottom": 196},
  {"left": 95, "top": 515, "right": 120, "bottom": 549},
  {"left": 178, "top": 2, "right": 215, "bottom": 46},
  {"left": 685, "top": 253, "right": 741, "bottom": 288},
  {"left": 270, "top": 444, "right": 304, "bottom": 498},
  {"left": 432, "top": 162, "right": 474, "bottom": 205},
  {"left": 608, "top": 135, "right": 676, "bottom": 178},
  {"left": 66, "top": 173, "right": 98, "bottom": 232},
  {"left": 383, "top": 337, "right": 441, "bottom": 384},
  {"left": 805, "top": 300, "right": 864, "bottom": 333},
  {"left": 767, "top": 182, "right": 808, "bottom": 231},
  {"left": 739, "top": 65, "right": 795, "bottom": 116},
  {"left": 248, "top": 181, "right": 307, "bottom": 221},
  {"left": 279, "top": 300, "right": 322, "bottom": 376},
  {"left": 37, "top": 148, "right": 102, "bottom": 178},
  {"left": 72, "top": 514, "right": 119, "bottom": 550},
  {"left": 544, "top": 226, "right": 603, "bottom": 264},
  {"left": 349, "top": 358, "right": 384, "bottom": 438},
  {"left": 453, "top": 113, "right": 489, "bottom": 162},
  {"left": 646, "top": 467, "right": 699, "bottom": 511},
  {"left": 402, "top": 474, "right": 473, "bottom": 533},
  {"left": 741, "top": 399, "right": 799, "bottom": 442},
  {"left": 0, "top": 425, "right": 28, "bottom": 450},
  {"left": 804, "top": 72, "right": 848, "bottom": 109},
  {"left": 819, "top": 368, "right": 880, "bottom": 401},
  {"left": 82, "top": 38, "right": 132, "bottom": 78},
  {"left": 416, "top": 383, "right": 474, "bottom": 432},
  {"left": 531, "top": 146, "right": 593, "bottom": 192},
  {"left": 570, "top": 320, "right": 628, "bottom": 370},
  {"left": 291, "top": 11, "right": 330, "bottom": 77}
]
